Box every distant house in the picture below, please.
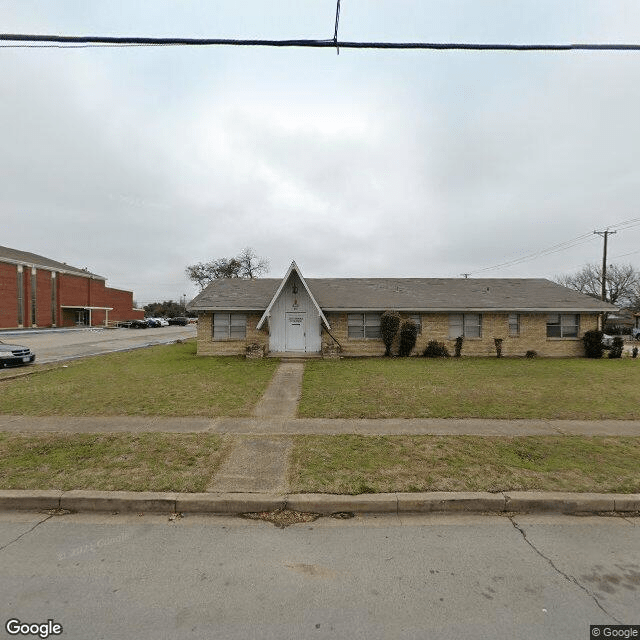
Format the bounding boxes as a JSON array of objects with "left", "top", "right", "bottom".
[
  {"left": 187, "top": 261, "right": 617, "bottom": 358},
  {"left": 604, "top": 309, "right": 635, "bottom": 333},
  {"left": 0, "top": 245, "right": 143, "bottom": 329}
]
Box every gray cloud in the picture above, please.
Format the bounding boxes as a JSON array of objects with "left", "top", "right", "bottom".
[{"left": 1, "top": 2, "right": 639, "bottom": 304}]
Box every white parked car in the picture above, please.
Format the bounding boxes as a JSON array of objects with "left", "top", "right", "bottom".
[
  {"left": 155, "top": 318, "right": 169, "bottom": 327},
  {"left": 602, "top": 334, "right": 615, "bottom": 347}
]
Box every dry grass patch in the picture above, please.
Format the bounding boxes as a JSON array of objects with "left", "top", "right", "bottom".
[
  {"left": 289, "top": 435, "right": 640, "bottom": 494},
  {"left": 0, "top": 341, "right": 279, "bottom": 417},
  {"left": 0, "top": 432, "right": 228, "bottom": 492},
  {"left": 299, "top": 358, "right": 640, "bottom": 419}
]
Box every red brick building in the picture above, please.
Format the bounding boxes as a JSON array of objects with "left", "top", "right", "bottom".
[{"left": 0, "top": 246, "right": 143, "bottom": 329}]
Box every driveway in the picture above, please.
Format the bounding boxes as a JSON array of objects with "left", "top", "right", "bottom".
[{"left": 0, "top": 325, "right": 196, "bottom": 364}]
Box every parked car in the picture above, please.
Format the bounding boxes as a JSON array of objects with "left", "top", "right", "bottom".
[
  {"left": 145, "top": 318, "right": 161, "bottom": 328},
  {"left": 632, "top": 328, "right": 640, "bottom": 341},
  {"left": 156, "top": 318, "right": 169, "bottom": 327},
  {"left": 168, "top": 317, "right": 189, "bottom": 326},
  {"left": 0, "top": 340, "right": 36, "bottom": 367},
  {"left": 129, "top": 319, "right": 149, "bottom": 329}
]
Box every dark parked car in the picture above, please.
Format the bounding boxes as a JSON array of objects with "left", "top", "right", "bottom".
[
  {"left": 145, "top": 318, "right": 161, "bottom": 328},
  {"left": 168, "top": 317, "right": 189, "bottom": 326},
  {"left": 129, "top": 319, "right": 149, "bottom": 329},
  {"left": 0, "top": 340, "right": 36, "bottom": 367}
]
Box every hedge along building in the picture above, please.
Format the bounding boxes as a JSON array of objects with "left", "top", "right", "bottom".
[
  {"left": 0, "top": 245, "right": 144, "bottom": 329},
  {"left": 187, "top": 261, "right": 617, "bottom": 358}
]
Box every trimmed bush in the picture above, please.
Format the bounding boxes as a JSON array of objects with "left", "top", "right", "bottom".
[
  {"left": 525, "top": 350, "right": 537, "bottom": 359},
  {"left": 632, "top": 347, "right": 638, "bottom": 359},
  {"left": 422, "top": 341, "right": 450, "bottom": 358},
  {"left": 494, "top": 338, "right": 503, "bottom": 358},
  {"left": 398, "top": 320, "right": 419, "bottom": 357},
  {"left": 454, "top": 336, "right": 464, "bottom": 358},
  {"left": 380, "top": 310, "right": 401, "bottom": 357},
  {"left": 608, "top": 336, "right": 624, "bottom": 359},
  {"left": 583, "top": 329, "right": 604, "bottom": 359}
]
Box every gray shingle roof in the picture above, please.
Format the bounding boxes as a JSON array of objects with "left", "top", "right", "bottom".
[
  {"left": 188, "top": 277, "right": 616, "bottom": 312},
  {"left": 0, "top": 245, "right": 104, "bottom": 279}
]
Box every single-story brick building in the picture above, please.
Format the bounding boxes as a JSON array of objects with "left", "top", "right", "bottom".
[
  {"left": 0, "top": 245, "right": 143, "bottom": 329},
  {"left": 187, "top": 261, "right": 616, "bottom": 357}
]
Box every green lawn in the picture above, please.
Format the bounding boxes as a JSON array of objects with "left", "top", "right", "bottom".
[
  {"left": 298, "top": 358, "right": 640, "bottom": 419},
  {"left": 0, "top": 432, "right": 227, "bottom": 492},
  {"left": 289, "top": 435, "right": 640, "bottom": 494},
  {"left": 3, "top": 432, "right": 638, "bottom": 495},
  {"left": 0, "top": 341, "right": 279, "bottom": 417}
]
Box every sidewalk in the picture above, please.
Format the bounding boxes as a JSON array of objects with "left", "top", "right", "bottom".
[{"left": 1, "top": 414, "right": 639, "bottom": 436}]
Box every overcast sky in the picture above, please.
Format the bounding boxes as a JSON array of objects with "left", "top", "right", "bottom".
[{"left": 1, "top": 1, "right": 639, "bottom": 306}]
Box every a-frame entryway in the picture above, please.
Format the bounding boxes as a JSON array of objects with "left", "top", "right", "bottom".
[{"left": 256, "top": 261, "right": 329, "bottom": 354}]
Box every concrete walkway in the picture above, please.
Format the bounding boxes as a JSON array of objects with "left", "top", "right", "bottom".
[
  {"left": 252, "top": 361, "right": 304, "bottom": 418},
  {"left": 1, "top": 415, "right": 639, "bottom": 436},
  {"left": 211, "top": 361, "right": 303, "bottom": 492},
  {"left": 207, "top": 436, "right": 292, "bottom": 493}
]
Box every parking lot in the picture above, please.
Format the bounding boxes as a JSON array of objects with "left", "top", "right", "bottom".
[{"left": 0, "top": 325, "right": 196, "bottom": 365}]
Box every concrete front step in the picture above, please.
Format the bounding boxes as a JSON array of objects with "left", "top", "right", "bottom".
[{"left": 267, "top": 352, "right": 322, "bottom": 360}]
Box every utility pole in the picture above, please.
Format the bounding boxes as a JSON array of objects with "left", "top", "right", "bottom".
[{"left": 594, "top": 229, "right": 616, "bottom": 301}]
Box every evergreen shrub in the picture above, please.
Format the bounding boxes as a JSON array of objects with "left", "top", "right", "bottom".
[
  {"left": 608, "top": 336, "right": 624, "bottom": 359},
  {"left": 582, "top": 329, "right": 604, "bottom": 359},
  {"left": 380, "top": 310, "right": 401, "bottom": 357},
  {"left": 423, "top": 341, "right": 450, "bottom": 358},
  {"left": 398, "top": 320, "right": 419, "bottom": 357}
]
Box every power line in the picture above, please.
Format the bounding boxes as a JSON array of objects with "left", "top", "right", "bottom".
[
  {"left": 1, "top": 33, "right": 640, "bottom": 51},
  {"left": 467, "top": 232, "right": 598, "bottom": 275},
  {"left": 465, "top": 215, "right": 640, "bottom": 276}
]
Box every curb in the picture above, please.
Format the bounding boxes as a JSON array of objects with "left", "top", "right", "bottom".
[{"left": 0, "top": 490, "right": 639, "bottom": 515}]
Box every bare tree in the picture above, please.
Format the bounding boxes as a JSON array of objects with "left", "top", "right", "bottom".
[
  {"left": 555, "top": 263, "right": 640, "bottom": 308},
  {"left": 236, "top": 247, "right": 270, "bottom": 279},
  {"left": 186, "top": 248, "right": 269, "bottom": 290}
]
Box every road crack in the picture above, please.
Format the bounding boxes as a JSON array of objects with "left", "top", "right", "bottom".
[
  {"left": 0, "top": 514, "right": 53, "bottom": 553},
  {"left": 509, "top": 516, "right": 622, "bottom": 624}
]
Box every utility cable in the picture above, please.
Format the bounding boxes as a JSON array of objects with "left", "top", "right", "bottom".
[{"left": 1, "top": 33, "right": 640, "bottom": 51}]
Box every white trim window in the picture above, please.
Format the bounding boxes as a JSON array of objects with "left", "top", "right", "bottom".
[
  {"left": 546, "top": 314, "right": 579, "bottom": 338},
  {"left": 348, "top": 313, "right": 381, "bottom": 339},
  {"left": 508, "top": 313, "right": 520, "bottom": 337},
  {"left": 213, "top": 313, "right": 247, "bottom": 340},
  {"left": 409, "top": 314, "right": 422, "bottom": 334},
  {"left": 449, "top": 313, "right": 482, "bottom": 339}
]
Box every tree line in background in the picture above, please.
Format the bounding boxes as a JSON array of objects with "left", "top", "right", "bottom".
[
  {"left": 142, "top": 300, "right": 194, "bottom": 318},
  {"left": 555, "top": 263, "right": 640, "bottom": 311}
]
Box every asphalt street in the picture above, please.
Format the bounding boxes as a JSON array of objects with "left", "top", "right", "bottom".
[
  {"left": 1, "top": 512, "right": 638, "bottom": 640},
  {"left": 0, "top": 325, "right": 196, "bottom": 364}
]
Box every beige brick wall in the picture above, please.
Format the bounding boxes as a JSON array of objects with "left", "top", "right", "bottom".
[
  {"left": 195, "top": 312, "right": 268, "bottom": 356},
  {"left": 322, "top": 312, "right": 599, "bottom": 357},
  {"left": 195, "top": 310, "right": 599, "bottom": 357}
]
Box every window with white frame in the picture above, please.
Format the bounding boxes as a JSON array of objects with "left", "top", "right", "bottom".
[
  {"left": 508, "top": 313, "right": 520, "bottom": 337},
  {"left": 546, "top": 314, "right": 579, "bottom": 338},
  {"left": 348, "top": 313, "right": 381, "bottom": 339},
  {"left": 449, "top": 313, "right": 482, "bottom": 339},
  {"left": 213, "top": 313, "right": 247, "bottom": 340}
]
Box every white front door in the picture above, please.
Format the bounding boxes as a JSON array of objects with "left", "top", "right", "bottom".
[{"left": 285, "top": 312, "right": 306, "bottom": 351}]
